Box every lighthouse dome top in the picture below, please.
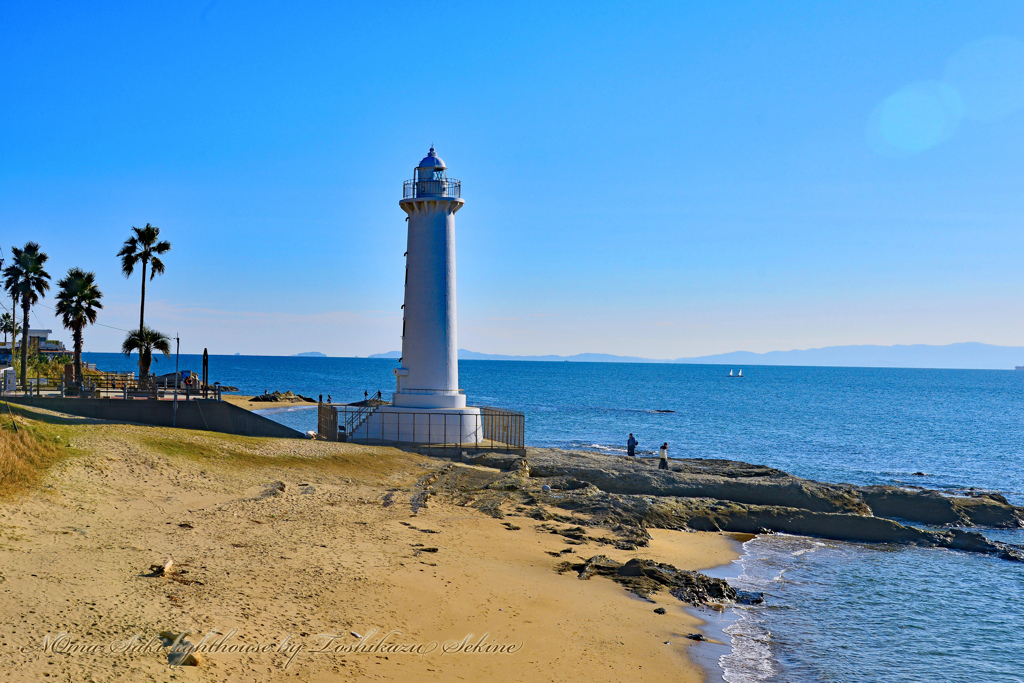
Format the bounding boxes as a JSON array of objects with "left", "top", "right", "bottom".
[
  {"left": 416, "top": 147, "right": 447, "bottom": 170},
  {"left": 404, "top": 147, "right": 461, "bottom": 199}
]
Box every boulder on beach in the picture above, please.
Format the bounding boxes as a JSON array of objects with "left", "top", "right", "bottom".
[
  {"left": 249, "top": 391, "right": 316, "bottom": 403},
  {"left": 560, "top": 554, "right": 737, "bottom": 604}
]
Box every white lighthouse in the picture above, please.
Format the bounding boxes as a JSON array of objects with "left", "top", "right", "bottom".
[
  {"left": 393, "top": 147, "right": 466, "bottom": 410},
  {"left": 349, "top": 147, "right": 482, "bottom": 445}
]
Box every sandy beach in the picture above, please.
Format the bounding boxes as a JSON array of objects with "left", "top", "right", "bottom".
[
  {"left": 222, "top": 395, "right": 317, "bottom": 411},
  {"left": 0, "top": 404, "right": 739, "bottom": 682}
]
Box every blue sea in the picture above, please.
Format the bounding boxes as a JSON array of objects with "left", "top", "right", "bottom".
[{"left": 83, "top": 353, "right": 1024, "bottom": 682}]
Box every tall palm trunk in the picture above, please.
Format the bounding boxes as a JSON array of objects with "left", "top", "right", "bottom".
[
  {"left": 137, "top": 258, "right": 148, "bottom": 378},
  {"left": 140, "top": 349, "right": 153, "bottom": 378},
  {"left": 10, "top": 293, "right": 15, "bottom": 360},
  {"left": 20, "top": 300, "right": 30, "bottom": 391},
  {"left": 139, "top": 258, "right": 148, "bottom": 331},
  {"left": 73, "top": 326, "right": 83, "bottom": 385}
]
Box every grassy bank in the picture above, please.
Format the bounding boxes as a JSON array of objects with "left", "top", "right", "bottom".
[{"left": 0, "top": 403, "right": 73, "bottom": 497}]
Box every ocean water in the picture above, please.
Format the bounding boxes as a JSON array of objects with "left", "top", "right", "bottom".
[
  {"left": 82, "top": 354, "right": 1024, "bottom": 681},
  {"left": 713, "top": 535, "right": 1024, "bottom": 683}
]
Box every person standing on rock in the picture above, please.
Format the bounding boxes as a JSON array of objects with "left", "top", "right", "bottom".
[
  {"left": 659, "top": 442, "right": 669, "bottom": 470},
  {"left": 627, "top": 433, "right": 638, "bottom": 457}
]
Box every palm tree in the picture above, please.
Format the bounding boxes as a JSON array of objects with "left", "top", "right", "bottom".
[
  {"left": 121, "top": 326, "right": 171, "bottom": 384},
  {"left": 0, "top": 311, "right": 17, "bottom": 372},
  {"left": 0, "top": 311, "right": 18, "bottom": 349},
  {"left": 54, "top": 268, "right": 103, "bottom": 386},
  {"left": 2, "top": 242, "right": 50, "bottom": 391},
  {"left": 117, "top": 223, "right": 171, "bottom": 332}
]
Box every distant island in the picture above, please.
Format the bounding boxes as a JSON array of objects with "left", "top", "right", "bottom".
[
  {"left": 370, "top": 342, "right": 1024, "bottom": 370},
  {"left": 293, "top": 352, "right": 327, "bottom": 358}
]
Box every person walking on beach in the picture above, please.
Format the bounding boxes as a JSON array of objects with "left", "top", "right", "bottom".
[
  {"left": 659, "top": 442, "right": 669, "bottom": 469},
  {"left": 627, "top": 433, "right": 637, "bottom": 457}
]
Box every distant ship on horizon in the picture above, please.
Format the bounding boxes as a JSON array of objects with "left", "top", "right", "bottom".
[{"left": 1016, "top": 366, "right": 1024, "bottom": 371}]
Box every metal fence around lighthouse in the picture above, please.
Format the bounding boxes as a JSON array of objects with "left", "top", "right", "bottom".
[
  {"left": 317, "top": 402, "right": 524, "bottom": 453},
  {"left": 479, "top": 407, "right": 525, "bottom": 449}
]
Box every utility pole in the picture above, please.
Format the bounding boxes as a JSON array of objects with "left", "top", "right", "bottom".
[
  {"left": 3, "top": 246, "right": 14, "bottom": 394},
  {"left": 12, "top": 292, "right": 17, "bottom": 394},
  {"left": 173, "top": 334, "right": 180, "bottom": 427},
  {"left": 0, "top": 255, "right": 4, "bottom": 396}
]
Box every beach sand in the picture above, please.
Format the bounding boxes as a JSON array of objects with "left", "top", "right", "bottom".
[
  {"left": 0, "top": 406, "right": 738, "bottom": 682},
  {"left": 221, "top": 395, "right": 316, "bottom": 411}
]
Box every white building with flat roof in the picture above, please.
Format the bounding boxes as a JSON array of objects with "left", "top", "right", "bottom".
[{"left": 0, "top": 328, "right": 68, "bottom": 363}]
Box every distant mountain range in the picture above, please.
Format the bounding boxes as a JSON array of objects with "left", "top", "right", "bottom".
[
  {"left": 367, "top": 350, "right": 655, "bottom": 363},
  {"left": 293, "top": 351, "right": 327, "bottom": 357},
  {"left": 369, "top": 343, "right": 1024, "bottom": 370}
]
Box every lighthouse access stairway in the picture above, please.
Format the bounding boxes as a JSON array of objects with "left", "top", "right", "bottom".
[{"left": 316, "top": 391, "right": 386, "bottom": 441}]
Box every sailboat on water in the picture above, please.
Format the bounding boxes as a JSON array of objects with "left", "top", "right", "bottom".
[{"left": 729, "top": 369, "right": 743, "bottom": 378}]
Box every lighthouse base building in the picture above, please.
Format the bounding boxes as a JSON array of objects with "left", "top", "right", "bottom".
[
  {"left": 348, "top": 406, "right": 483, "bottom": 445},
  {"left": 318, "top": 148, "right": 523, "bottom": 451}
]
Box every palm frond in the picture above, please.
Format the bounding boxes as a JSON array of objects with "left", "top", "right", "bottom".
[
  {"left": 3, "top": 242, "right": 51, "bottom": 306},
  {"left": 120, "top": 225, "right": 170, "bottom": 279},
  {"left": 118, "top": 236, "right": 139, "bottom": 276},
  {"left": 121, "top": 326, "right": 171, "bottom": 357},
  {"left": 55, "top": 268, "right": 103, "bottom": 333}
]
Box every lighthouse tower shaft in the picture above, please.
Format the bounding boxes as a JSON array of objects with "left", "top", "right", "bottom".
[{"left": 393, "top": 148, "right": 466, "bottom": 409}]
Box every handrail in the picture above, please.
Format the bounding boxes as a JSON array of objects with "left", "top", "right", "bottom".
[
  {"left": 396, "top": 388, "right": 465, "bottom": 395},
  {"left": 402, "top": 178, "right": 461, "bottom": 199},
  {"left": 341, "top": 390, "right": 384, "bottom": 435},
  {"left": 347, "top": 404, "right": 379, "bottom": 435}
]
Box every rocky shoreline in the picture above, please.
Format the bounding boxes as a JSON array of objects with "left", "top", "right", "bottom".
[{"left": 419, "top": 447, "right": 1024, "bottom": 591}]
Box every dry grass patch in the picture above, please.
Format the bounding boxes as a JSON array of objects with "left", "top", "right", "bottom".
[
  {"left": 0, "top": 417, "right": 71, "bottom": 497},
  {"left": 0, "top": 401, "right": 435, "bottom": 493},
  {"left": 136, "top": 431, "right": 431, "bottom": 483}
]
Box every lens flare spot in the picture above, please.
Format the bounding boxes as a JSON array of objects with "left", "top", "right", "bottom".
[
  {"left": 944, "top": 35, "right": 1024, "bottom": 122},
  {"left": 867, "top": 81, "right": 964, "bottom": 155}
]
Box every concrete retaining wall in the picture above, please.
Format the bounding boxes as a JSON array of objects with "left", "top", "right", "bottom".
[{"left": 6, "top": 396, "right": 303, "bottom": 439}]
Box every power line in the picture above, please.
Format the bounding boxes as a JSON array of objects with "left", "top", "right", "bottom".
[
  {"left": 0, "top": 244, "right": 129, "bottom": 333},
  {"left": 31, "top": 301, "right": 132, "bottom": 333},
  {"left": 0, "top": 289, "right": 131, "bottom": 334}
]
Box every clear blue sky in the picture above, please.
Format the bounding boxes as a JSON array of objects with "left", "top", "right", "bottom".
[{"left": 3, "top": 1, "right": 1023, "bottom": 357}]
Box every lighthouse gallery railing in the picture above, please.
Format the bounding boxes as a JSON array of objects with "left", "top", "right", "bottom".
[{"left": 403, "top": 178, "right": 461, "bottom": 199}]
